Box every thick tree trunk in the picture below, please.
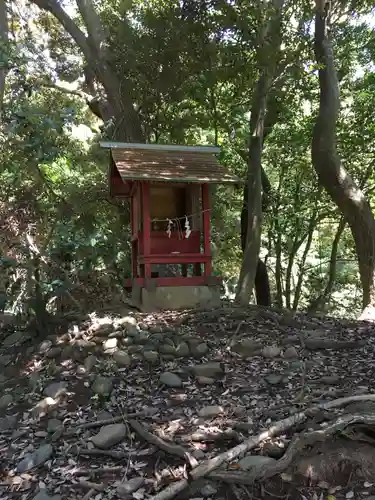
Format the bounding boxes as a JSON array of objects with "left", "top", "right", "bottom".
[
  {"left": 235, "top": 0, "right": 284, "bottom": 305},
  {"left": 0, "top": 0, "right": 8, "bottom": 118},
  {"left": 31, "top": 0, "right": 144, "bottom": 142},
  {"left": 312, "top": 0, "right": 375, "bottom": 312}
]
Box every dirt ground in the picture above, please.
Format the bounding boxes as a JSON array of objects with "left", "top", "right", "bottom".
[{"left": 1, "top": 304, "right": 375, "bottom": 500}]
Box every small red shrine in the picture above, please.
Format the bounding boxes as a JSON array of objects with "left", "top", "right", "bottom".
[{"left": 101, "top": 142, "right": 241, "bottom": 309}]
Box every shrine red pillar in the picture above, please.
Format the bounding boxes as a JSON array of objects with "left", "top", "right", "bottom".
[
  {"left": 201, "top": 183, "right": 212, "bottom": 277},
  {"left": 131, "top": 184, "right": 138, "bottom": 278},
  {"left": 141, "top": 181, "right": 151, "bottom": 279}
]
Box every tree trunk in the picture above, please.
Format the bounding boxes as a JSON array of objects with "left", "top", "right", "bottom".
[
  {"left": 0, "top": 0, "right": 8, "bottom": 118},
  {"left": 235, "top": 0, "right": 285, "bottom": 305},
  {"left": 312, "top": 0, "right": 375, "bottom": 313},
  {"left": 31, "top": 0, "right": 144, "bottom": 142},
  {"left": 307, "top": 216, "right": 346, "bottom": 314}
]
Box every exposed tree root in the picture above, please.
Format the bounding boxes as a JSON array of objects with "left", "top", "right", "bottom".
[{"left": 148, "top": 394, "right": 375, "bottom": 500}]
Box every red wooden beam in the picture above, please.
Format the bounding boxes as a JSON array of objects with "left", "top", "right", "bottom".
[
  {"left": 139, "top": 254, "right": 211, "bottom": 264},
  {"left": 201, "top": 183, "right": 212, "bottom": 276},
  {"left": 124, "top": 276, "right": 222, "bottom": 288}
]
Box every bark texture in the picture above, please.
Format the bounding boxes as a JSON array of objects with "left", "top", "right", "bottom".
[
  {"left": 0, "top": 0, "right": 8, "bottom": 118},
  {"left": 31, "top": 0, "right": 144, "bottom": 141},
  {"left": 312, "top": 0, "right": 375, "bottom": 311},
  {"left": 235, "top": 0, "right": 285, "bottom": 305}
]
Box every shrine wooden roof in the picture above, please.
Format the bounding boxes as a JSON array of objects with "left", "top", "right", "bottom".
[{"left": 100, "top": 142, "right": 243, "bottom": 184}]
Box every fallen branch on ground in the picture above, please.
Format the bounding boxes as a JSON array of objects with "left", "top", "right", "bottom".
[
  {"left": 210, "top": 412, "right": 375, "bottom": 485},
  {"left": 147, "top": 394, "right": 375, "bottom": 500},
  {"left": 64, "top": 409, "right": 157, "bottom": 436},
  {"left": 128, "top": 419, "right": 198, "bottom": 468}
]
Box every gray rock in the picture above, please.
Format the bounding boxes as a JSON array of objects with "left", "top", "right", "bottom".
[
  {"left": 159, "top": 344, "right": 176, "bottom": 355},
  {"left": 160, "top": 372, "right": 182, "bottom": 388},
  {"left": 175, "top": 342, "right": 190, "bottom": 357},
  {"left": 33, "top": 491, "right": 61, "bottom": 500},
  {"left": 231, "top": 339, "right": 262, "bottom": 357},
  {"left": 39, "top": 340, "right": 52, "bottom": 353},
  {"left": 113, "top": 350, "right": 131, "bottom": 367},
  {"left": 46, "top": 347, "right": 62, "bottom": 359},
  {"left": 91, "top": 318, "right": 114, "bottom": 336},
  {"left": 0, "top": 354, "right": 12, "bottom": 365},
  {"left": 284, "top": 346, "right": 298, "bottom": 359},
  {"left": 116, "top": 477, "right": 145, "bottom": 496},
  {"left": 44, "top": 382, "right": 67, "bottom": 399},
  {"left": 84, "top": 355, "right": 97, "bottom": 372},
  {"left": 320, "top": 375, "right": 340, "bottom": 384},
  {"left": 0, "top": 414, "right": 18, "bottom": 431},
  {"left": 0, "top": 393, "right": 13, "bottom": 409},
  {"left": 191, "top": 362, "right": 224, "bottom": 378},
  {"left": 149, "top": 333, "right": 164, "bottom": 345},
  {"left": 133, "top": 330, "right": 149, "bottom": 344},
  {"left": 196, "top": 376, "right": 215, "bottom": 385},
  {"left": 238, "top": 455, "right": 276, "bottom": 471},
  {"left": 92, "top": 376, "right": 113, "bottom": 396},
  {"left": 47, "top": 419, "right": 63, "bottom": 433},
  {"left": 191, "top": 342, "right": 209, "bottom": 358},
  {"left": 143, "top": 350, "right": 159, "bottom": 363},
  {"left": 264, "top": 374, "right": 283, "bottom": 385},
  {"left": 97, "top": 410, "right": 113, "bottom": 421},
  {"left": 116, "top": 316, "right": 139, "bottom": 336},
  {"left": 198, "top": 405, "right": 224, "bottom": 418},
  {"left": 90, "top": 423, "right": 127, "bottom": 449},
  {"left": 200, "top": 483, "right": 218, "bottom": 497},
  {"left": 17, "top": 443, "right": 53, "bottom": 473},
  {"left": 262, "top": 345, "right": 281, "bottom": 358},
  {"left": 3, "top": 331, "right": 25, "bottom": 346},
  {"left": 103, "top": 337, "right": 118, "bottom": 352}
]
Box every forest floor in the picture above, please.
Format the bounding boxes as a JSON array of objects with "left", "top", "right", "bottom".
[{"left": 1, "top": 304, "right": 375, "bottom": 500}]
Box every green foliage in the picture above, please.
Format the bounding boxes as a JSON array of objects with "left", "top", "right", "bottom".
[{"left": 0, "top": 0, "right": 374, "bottom": 320}]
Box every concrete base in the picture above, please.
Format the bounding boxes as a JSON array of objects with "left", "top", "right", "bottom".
[{"left": 134, "top": 285, "right": 221, "bottom": 311}]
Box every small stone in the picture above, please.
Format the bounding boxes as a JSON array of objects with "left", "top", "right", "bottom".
[
  {"left": 47, "top": 419, "right": 63, "bottom": 433},
  {"left": 0, "top": 414, "right": 18, "bottom": 431},
  {"left": 84, "top": 355, "right": 97, "bottom": 372},
  {"left": 39, "top": 340, "right": 52, "bottom": 353},
  {"left": 262, "top": 345, "right": 281, "bottom": 358},
  {"left": 320, "top": 375, "right": 340, "bottom": 384},
  {"left": 159, "top": 344, "right": 176, "bottom": 355},
  {"left": 103, "top": 337, "right": 118, "bottom": 352},
  {"left": 17, "top": 443, "right": 53, "bottom": 473},
  {"left": 264, "top": 374, "right": 283, "bottom": 385},
  {"left": 31, "top": 397, "right": 58, "bottom": 418},
  {"left": 198, "top": 405, "right": 224, "bottom": 418},
  {"left": 33, "top": 492, "right": 61, "bottom": 500},
  {"left": 143, "top": 350, "right": 159, "bottom": 363},
  {"left": 113, "top": 350, "right": 131, "bottom": 367},
  {"left": 76, "top": 365, "right": 87, "bottom": 375},
  {"left": 262, "top": 442, "right": 285, "bottom": 459},
  {"left": 238, "top": 455, "right": 276, "bottom": 470},
  {"left": 116, "top": 316, "right": 139, "bottom": 336},
  {"left": 133, "top": 330, "right": 149, "bottom": 344},
  {"left": 191, "top": 342, "right": 209, "bottom": 358},
  {"left": 196, "top": 376, "right": 215, "bottom": 385},
  {"left": 0, "top": 393, "right": 13, "bottom": 409},
  {"left": 46, "top": 347, "right": 62, "bottom": 359},
  {"left": 175, "top": 342, "right": 190, "bottom": 357},
  {"left": 233, "top": 406, "right": 246, "bottom": 416},
  {"left": 3, "top": 331, "right": 24, "bottom": 346},
  {"left": 44, "top": 382, "right": 67, "bottom": 399},
  {"left": 116, "top": 477, "right": 145, "bottom": 496},
  {"left": 90, "top": 423, "right": 127, "bottom": 449},
  {"left": 0, "top": 354, "right": 12, "bottom": 365},
  {"left": 91, "top": 317, "right": 114, "bottom": 336},
  {"left": 231, "top": 339, "right": 262, "bottom": 357},
  {"left": 97, "top": 410, "right": 113, "bottom": 421},
  {"left": 191, "top": 362, "right": 224, "bottom": 378},
  {"left": 200, "top": 483, "right": 218, "bottom": 497},
  {"left": 92, "top": 376, "right": 113, "bottom": 396},
  {"left": 284, "top": 346, "right": 298, "bottom": 359},
  {"left": 160, "top": 372, "right": 182, "bottom": 388}
]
